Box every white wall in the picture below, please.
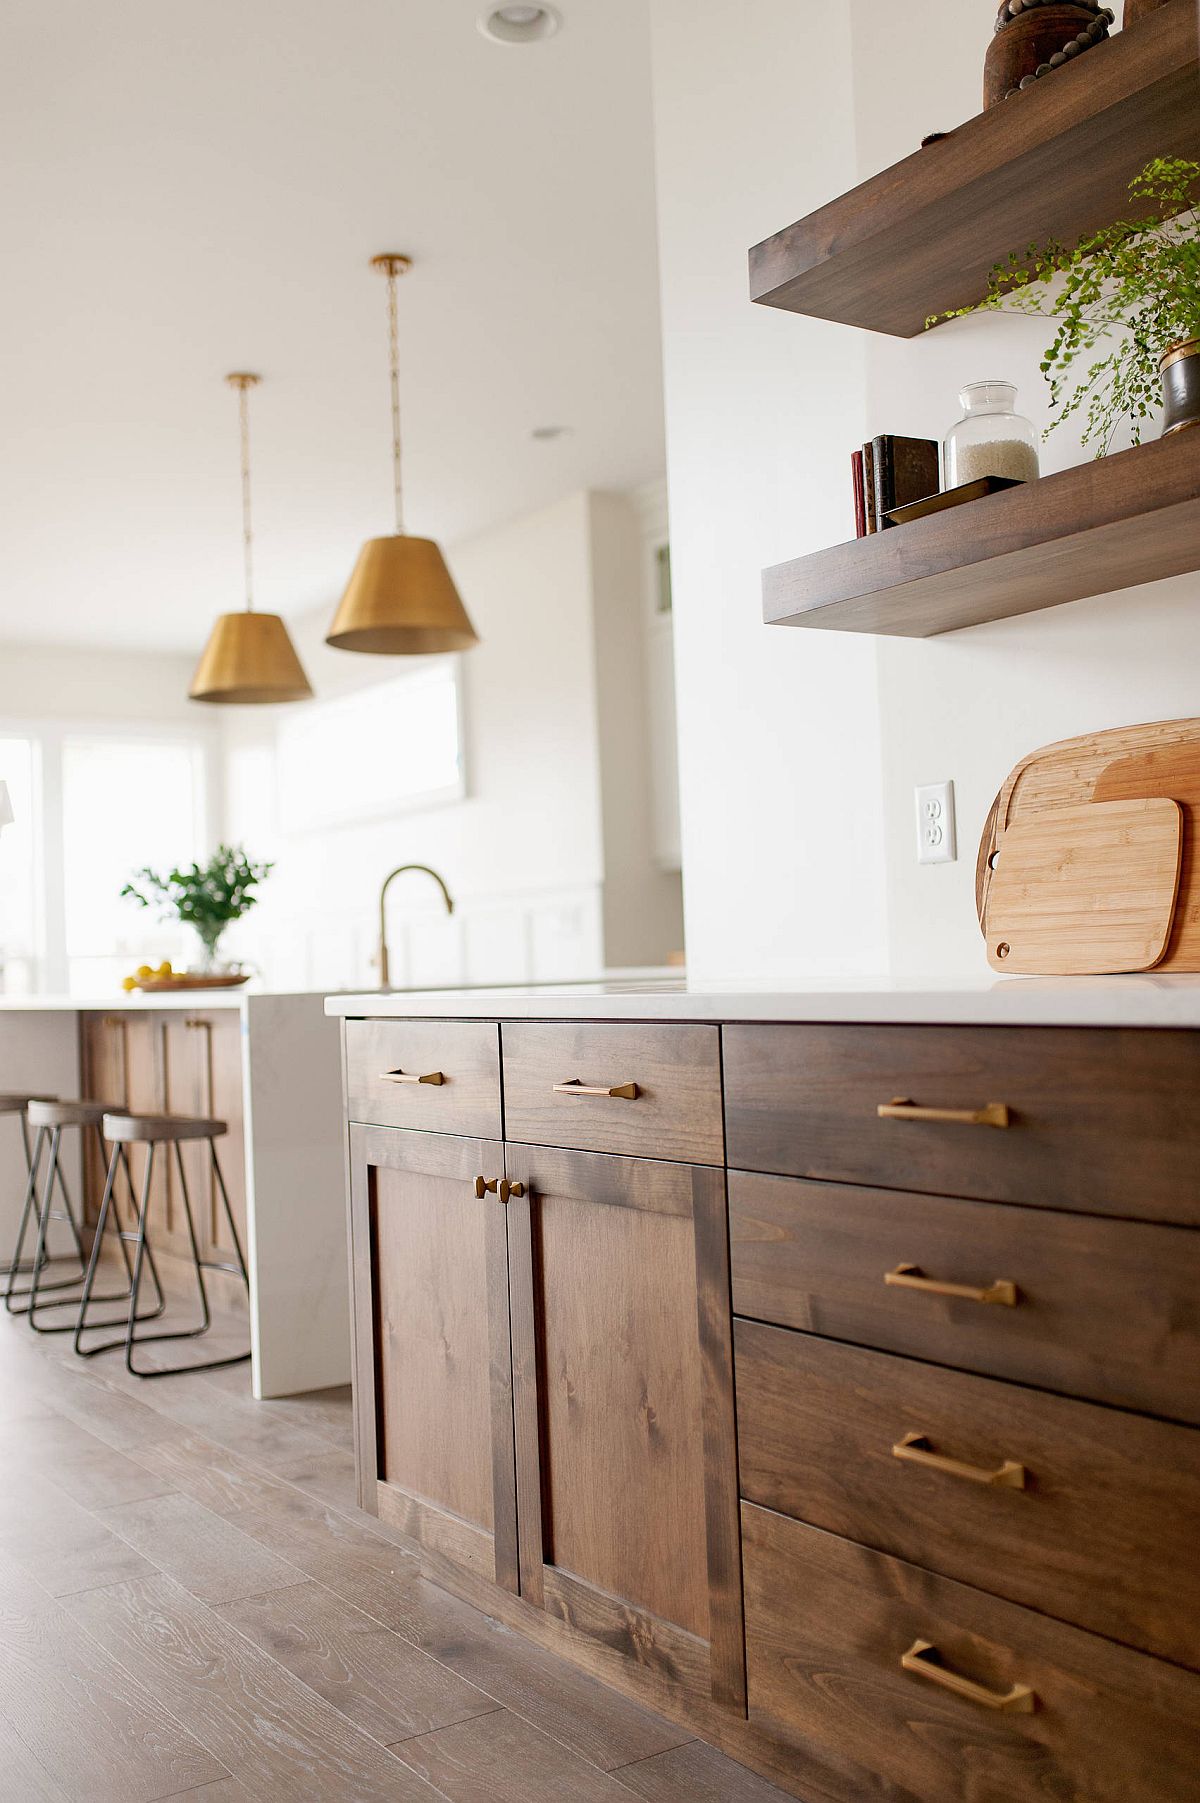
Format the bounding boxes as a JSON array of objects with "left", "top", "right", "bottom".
[
  {"left": 649, "top": 0, "right": 887, "bottom": 983},
  {"left": 221, "top": 488, "right": 682, "bottom": 991},
  {"left": 650, "top": 0, "right": 1199, "bottom": 983}
]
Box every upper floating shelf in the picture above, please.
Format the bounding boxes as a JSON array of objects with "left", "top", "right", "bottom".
[{"left": 749, "top": 5, "right": 1200, "bottom": 339}]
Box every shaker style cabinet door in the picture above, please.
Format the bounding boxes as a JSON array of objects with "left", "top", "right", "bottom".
[
  {"left": 347, "top": 1123, "right": 518, "bottom": 1593},
  {"left": 502, "top": 1144, "right": 744, "bottom": 1709}
]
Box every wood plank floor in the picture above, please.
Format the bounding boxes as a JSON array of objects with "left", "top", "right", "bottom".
[{"left": 0, "top": 1283, "right": 795, "bottom": 1802}]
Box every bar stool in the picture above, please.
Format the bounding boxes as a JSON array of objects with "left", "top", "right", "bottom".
[
  {"left": 7, "top": 1099, "right": 167, "bottom": 1333},
  {"left": 75, "top": 1112, "right": 250, "bottom": 1378},
  {"left": 0, "top": 1093, "right": 55, "bottom": 1280}
]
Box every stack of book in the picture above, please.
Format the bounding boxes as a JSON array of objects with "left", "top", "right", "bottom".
[{"left": 851, "top": 435, "right": 940, "bottom": 536}]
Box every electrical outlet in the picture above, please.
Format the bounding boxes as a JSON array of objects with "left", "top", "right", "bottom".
[{"left": 915, "top": 780, "right": 957, "bottom": 865}]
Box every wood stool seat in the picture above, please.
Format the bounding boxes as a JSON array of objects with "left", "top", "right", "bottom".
[
  {"left": 27, "top": 1099, "right": 117, "bottom": 1130},
  {"left": 102, "top": 1112, "right": 228, "bottom": 1144},
  {"left": 0, "top": 1094, "right": 56, "bottom": 1116}
]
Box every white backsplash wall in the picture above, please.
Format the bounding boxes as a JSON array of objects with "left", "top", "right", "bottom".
[
  {"left": 220, "top": 487, "right": 680, "bottom": 991},
  {"left": 650, "top": 0, "right": 1200, "bottom": 983}
]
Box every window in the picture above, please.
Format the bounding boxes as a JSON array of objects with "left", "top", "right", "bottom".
[
  {"left": 61, "top": 736, "right": 206, "bottom": 992},
  {"left": 276, "top": 661, "right": 464, "bottom": 835},
  {"left": 0, "top": 722, "right": 211, "bottom": 996},
  {"left": 0, "top": 737, "right": 40, "bottom": 994}
]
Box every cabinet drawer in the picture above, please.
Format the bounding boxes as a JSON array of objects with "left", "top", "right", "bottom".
[
  {"left": 729, "top": 1171, "right": 1200, "bottom": 1424},
  {"left": 501, "top": 1023, "right": 723, "bottom": 1162},
  {"left": 736, "top": 1321, "right": 1200, "bottom": 1668},
  {"left": 723, "top": 1023, "right": 1200, "bottom": 1224},
  {"left": 345, "top": 1019, "right": 501, "bottom": 1137},
  {"left": 743, "top": 1505, "right": 1200, "bottom": 1803}
]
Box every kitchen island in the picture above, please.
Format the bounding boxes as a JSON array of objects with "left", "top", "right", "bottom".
[
  {"left": 0, "top": 990, "right": 346, "bottom": 1398},
  {"left": 326, "top": 975, "right": 1200, "bottom": 1803}
]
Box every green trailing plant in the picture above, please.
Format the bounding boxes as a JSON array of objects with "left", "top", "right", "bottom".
[
  {"left": 929, "top": 157, "right": 1200, "bottom": 454},
  {"left": 121, "top": 844, "right": 273, "bottom": 965}
]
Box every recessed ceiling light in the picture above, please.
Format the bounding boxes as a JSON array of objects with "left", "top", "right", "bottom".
[
  {"left": 531, "top": 424, "right": 572, "bottom": 441},
  {"left": 478, "top": 5, "right": 562, "bottom": 46}
]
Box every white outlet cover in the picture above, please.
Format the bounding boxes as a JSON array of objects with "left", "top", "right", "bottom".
[{"left": 915, "top": 780, "right": 957, "bottom": 865}]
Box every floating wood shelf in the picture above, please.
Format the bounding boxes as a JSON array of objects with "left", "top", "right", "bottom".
[
  {"left": 763, "top": 430, "right": 1200, "bottom": 638},
  {"left": 749, "top": 5, "right": 1200, "bottom": 338}
]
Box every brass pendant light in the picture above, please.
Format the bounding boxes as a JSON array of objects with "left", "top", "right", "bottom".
[
  {"left": 189, "top": 373, "right": 314, "bottom": 704},
  {"left": 325, "top": 255, "right": 479, "bottom": 656}
]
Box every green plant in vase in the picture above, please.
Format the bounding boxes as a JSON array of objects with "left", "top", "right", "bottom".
[
  {"left": 121, "top": 844, "right": 273, "bottom": 972},
  {"left": 930, "top": 157, "right": 1200, "bottom": 453}
]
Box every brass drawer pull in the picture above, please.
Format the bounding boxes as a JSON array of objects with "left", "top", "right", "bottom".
[
  {"left": 901, "top": 1640, "right": 1035, "bottom": 1713},
  {"left": 886, "top": 1263, "right": 1018, "bottom": 1307},
  {"left": 878, "top": 1096, "right": 1010, "bottom": 1128},
  {"left": 380, "top": 1068, "right": 445, "bottom": 1086},
  {"left": 893, "top": 1432, "right": 1026, "bottom": 1490},
  {"left": 474, "top": 1176, "right": 524, "bottom": 1204},
  {"left": 553, "top": 1079, "right": 640, "bottom": 1101}
]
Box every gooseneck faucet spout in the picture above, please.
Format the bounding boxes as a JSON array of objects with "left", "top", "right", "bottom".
[{"left": 377, "top": 864, "right": 455, "bottom": 991}]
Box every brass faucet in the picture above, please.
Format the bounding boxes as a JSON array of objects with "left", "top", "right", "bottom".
[{"left": 377, "top": 864, "right": 455, "bottom": 990}]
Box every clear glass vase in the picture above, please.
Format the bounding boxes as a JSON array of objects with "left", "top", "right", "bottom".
[{"left": 944, "top": 381, "right": 1040, "bottom": 489}]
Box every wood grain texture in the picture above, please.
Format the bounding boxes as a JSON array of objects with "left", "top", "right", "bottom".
[
  {"left": 615, "top": 1738, "right": 794, "bottom": 1803},
  {"left": 749, "top": 4, "right": 1200, "bottom": 336},
  {"left": 65, "top": 1574, "right": 448, "bottom": 1803},
  {"left": 736, "top": 1321, "right": 1200, "bottom": 1668},
  {"left": 977, "top": 719, "right": 1200, "bottom": 969},
  {"left": 97, "top": 1490, "right": 303, "bottom": 1604},
  {"left": 983, "top": 798, "right": 1182, "bottom": 974},
  {"left": 541, "top": 1565, "right": 710, "bottom": 1701},
  {"left": 0, "top": 1593, "right": 226, "bottom": 1801},
  {"left": 741, "top": 1504, "right": 1200, "bottom": 1803},
  {"left": 728, "top": 1170, "right": 1200, "bottom": 1424},
  {"left": 504, "top": 1144, "right": 709, "bottom": 1641},
  {"left": 762, "top": 429, "right": 1200, "bottom": 638},
  {"left": 0, "top": 1468, "right": 158, "bottom": 1598},
  {"left": 398, "top": 1707, "right": 641, "bottom": 1802},
  {"left": 229, "top": 1495, "right": 424, "bottom": 1634},
  {"left": 376, "top": 1483, "right": 496, "bottom": 1581},
  {"left": 501, "top": 1022, "right": 723, "bottom": 1163},
  {"left": 403, "top": 1577, "right": 691, "bottom": 1772},
  {"left": 345, "top": 1018, "right": 501, "bottom": 1137},
  {"left": 723, "top": 1021, "right": 1200, "bottom": 1224},
  {"left": 0, "top": 1411, "right": 175, "bottom": 1510},
  {"left": 216, "top": 1579, "right": 496, "bottom": 1745}
]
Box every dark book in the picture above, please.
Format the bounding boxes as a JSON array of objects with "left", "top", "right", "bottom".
[
  {"left": 861, "top": 441, "right": 877, "bottom": 534},
  {"left": 871, "top": 435, "right": 940, "bottom": 529},
  {"left": 851, "top": 450, "right": 866, "bottom": 538}
]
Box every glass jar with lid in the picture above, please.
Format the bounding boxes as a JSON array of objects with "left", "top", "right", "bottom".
[{"left": 943, "top": 381, "right": 1039, "bottom": 488}]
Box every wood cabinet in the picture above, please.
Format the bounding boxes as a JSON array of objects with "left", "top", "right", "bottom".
[
  {"left": 338, "top": 1007, "right": 1200, "bottom": 1803},
  {"left": 80, "top": 1007, "right": 248, "bottom": 1304}
]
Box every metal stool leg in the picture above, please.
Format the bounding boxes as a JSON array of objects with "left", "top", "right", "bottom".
[
  {"left": 4, "top": 1124, "right": 47, "bottom": 1306},
  {"left": 73, "top": 1140, "right": 167, "bottom": 1354},
  {"left": 28, "top": 1126, "right": 166, "bottom": 1335},
  {"left": 7, "top": 1126, "right": 90, "bottom": 1320},
  {"left": 0, "top": 1113, "right": 39, "bottom": 1281},
  {"left": 80, "top": 1134, "right": 249, "bottom": 1377}
]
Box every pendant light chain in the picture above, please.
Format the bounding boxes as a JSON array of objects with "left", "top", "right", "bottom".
[
  {"left": 385, "top": 261, "right": 405, "bottom": 537},
  {"left": 225, "top": 372, "right": 262, "bottom": 614}
]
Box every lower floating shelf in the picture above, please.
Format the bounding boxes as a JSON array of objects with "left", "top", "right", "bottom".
[{"left": 763, "top": 430, "right": 1200, "bottom": 638}]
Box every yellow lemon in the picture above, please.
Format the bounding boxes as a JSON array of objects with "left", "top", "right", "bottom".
[
  {"left": 135, "top": 964, "right": 153, "bottom": 980},
  {"left": 121, "top": 975, "right": 138, "bottom": 992},
  {"left": 156, "top": 960, "right": 173, "bottom": 978}
]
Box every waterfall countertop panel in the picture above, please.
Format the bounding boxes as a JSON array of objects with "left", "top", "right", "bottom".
[{"left": 324, "top": 973, "right": 1200, "bottom": 1030}]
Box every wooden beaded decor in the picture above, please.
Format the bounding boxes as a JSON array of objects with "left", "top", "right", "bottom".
[{"left": 984, "top": 0, "right": 1115, "bottom": 106}]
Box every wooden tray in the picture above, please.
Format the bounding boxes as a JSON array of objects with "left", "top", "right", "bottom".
[
  {"left": 133, "top": 973, "right": 250, "bottom": 992},
  {"left": 884, "top": 475, "right": 1022, "bottom": 528},
  {"left": 977, "top": 717, "right": 1200, "bottom": 970}
]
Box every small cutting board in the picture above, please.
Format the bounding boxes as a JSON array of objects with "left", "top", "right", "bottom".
[
  {"left": 984, "top": 798, "right": 1183, "bottom": 975},
  {"left": 1093, "top": 744, "right": 1200, "bottom": 969}
]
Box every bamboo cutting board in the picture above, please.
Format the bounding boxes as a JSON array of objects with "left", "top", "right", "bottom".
[
  {"left": 983, "top": 798, "right": 1183, "bottom": 975},
  {"left": 977, "top": 718, "right": 1200, "bottom": 969}
]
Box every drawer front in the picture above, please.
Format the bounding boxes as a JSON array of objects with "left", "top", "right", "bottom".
[
  {"left": 723, "top": 1022, "right": 1200, "bottom": 1224},
  {"left": 729, "top": 1171, "right": 1200, "bottom": 1425},
  {"left": 500, "top": 1022, "right": 723, "bottom": 1162},
  {"left": 345, "top": 1019, "right": 501, "bottom": 1137},
  {"left": 736, "top": 1320, "right": 1200, "bottom": 1668},
  {"left": 743, "top": 1505, "right": 1200, "bottom": 1803}
]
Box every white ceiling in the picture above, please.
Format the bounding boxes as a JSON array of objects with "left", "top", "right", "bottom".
[{"left": 0, "top": 0, "right": 664, "bottom": 651}]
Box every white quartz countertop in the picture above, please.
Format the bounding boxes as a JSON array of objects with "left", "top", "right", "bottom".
[{"left": 324, "top": 973, "right": 1200, "bottom": 1029}]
